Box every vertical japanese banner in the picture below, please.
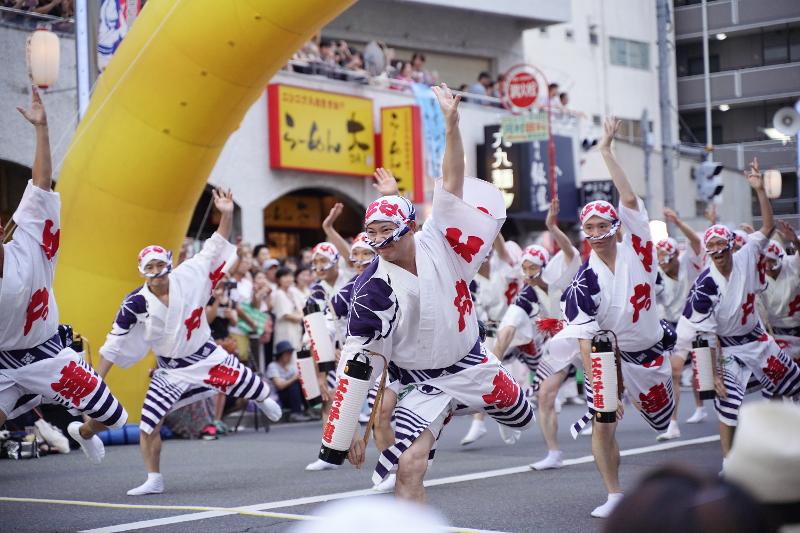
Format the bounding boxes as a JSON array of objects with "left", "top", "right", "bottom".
[
  {"left": 379, "top": 106, "right": 424, "bottom": 203},
  {"left": 410, "top": 83, "right": 445, "bottom": 180},
  {"left": 268, "top": 84, "right": 375, "bottom": 176},
  {"left": 480, "top": 125, "right": 528, "bottom": 213},
  {"left": 527, "top": 135, "right": 578, "bottom": 219}
]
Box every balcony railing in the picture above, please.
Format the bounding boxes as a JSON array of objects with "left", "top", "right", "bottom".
[
  {"left": 714, "top": 139, "right": 798, "bottom": 172},
  {"left": 674, "top": 0, "right": 800, "bottom": 40},
  {"left": 677, "top": 62, "right": 800, "bottom": 109}
]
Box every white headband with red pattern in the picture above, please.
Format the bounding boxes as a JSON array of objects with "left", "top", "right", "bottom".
[
  {"left": 311, "top": 242, "right": 340, "bottom": 272},
  {"left": 137, "top": 245, "right": 173, "bottom": 278},
  {"left": 657, "top": 237, "right": 678, "bottom": 264},
  {"left": 580, "top": 200, "right": 620, "bottom": 241},
  {"left": 364, "top": 195, "right": 416, "bottom": 249},
  {"left": 350, "top": 232, "right": 376, "bottom": 265},
  {"left": 703, "top": 225, "right": 733, "bottom": 256}
]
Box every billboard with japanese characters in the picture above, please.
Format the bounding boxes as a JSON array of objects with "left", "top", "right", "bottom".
[
  {"left": 268, "top": 84, "right": 375, "bottom": 176},
  {"left": 480, "top": 125, "right": 578, "bottom": 221},
  {"left": 379, "top": 106, "right": 424, "bottom": 203}
]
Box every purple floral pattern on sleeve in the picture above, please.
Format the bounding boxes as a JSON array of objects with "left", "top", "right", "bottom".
[
  {"left": 561, "top": 261, "right": 600, "bottom": 323},
  {"left": 347, "top": 261, "right": 398, "bottom": 343},
  {"left": 331, "top": 276, "right": 356, "bottom": 319},
  {"left": 513, "top": 285, "right": 540, "bottom": 319},
  {"left": 110, "top": 289, "right": 148, "bottom": 335},
  {"left": 682, "top": 268, "right": 717, "bottom": 322}
]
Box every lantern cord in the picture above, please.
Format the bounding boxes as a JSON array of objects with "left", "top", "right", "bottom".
[{"left": 362, "top": 351, "right": 389, "bottom": 448}]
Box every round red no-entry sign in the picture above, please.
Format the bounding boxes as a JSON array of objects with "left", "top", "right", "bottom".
[{"left": 507, "top": 72, "right": 538, "bottom": 109}]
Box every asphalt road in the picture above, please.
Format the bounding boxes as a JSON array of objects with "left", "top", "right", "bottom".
[{"left": 0, "top": 390, "right": 723, "bottom": 533}]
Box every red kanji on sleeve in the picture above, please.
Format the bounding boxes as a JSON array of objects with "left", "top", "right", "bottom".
[
  {"left": 50, "top": 360, "right": 98, "bottom": 407},
  {"left": 184, "top": 306, "right": 204, "bottom": 340},
  {"left": 631, "top": 234, "right": 653, "bottom": 273},
  {"left": 756, "top": 256, "right": 767, "bottom": 285},
  {"left": 505, "top": 280, "right": 519, "bottom": 306},
  {"left": 763, "top": 355, "right": 788, "bottom": 386},
  {"left": 741, "top": 293, "right": 755, "bottom": 325},
  {"left": 203, "top": 364, "right": 241, "bottom": 393},
  {"left": 788, "top": 295, "right": 800, "bottom": 317},
  {"left": 209, "top": 262, "right": 226, "bottom": 292},
  {"left": 482, "top": 370, "right": 520, "bottom": 409},
  {"left": 629, "top": 283, "right": 652, "bottom": 323},
  {"left": 24, "top": 287, "right": 49, "bottom": 336},
  {"left": 638, "top": 383, "right": 669, "bottom": 414},
  {"left": 453, "top": 279, "right": 473, "bottom": 332},
  {"left": 445, "top": 228, "right": 485, "bottom": 264},
  {"left": 41, "top": 219, "right": 60, "bottom": 261}
]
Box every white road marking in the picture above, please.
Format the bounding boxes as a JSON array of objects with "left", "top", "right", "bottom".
[{"left": 73, "top": 434, "right": 720, "bottom": 533}]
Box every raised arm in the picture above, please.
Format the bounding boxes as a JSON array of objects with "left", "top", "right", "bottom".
[
  {"left": 545, "top": 196, "right": 575, "bottom": 263},
  {"left": 598, "top": 118, "right": 637, "bottom": 210},
  {"left": 372, "top": 167, "right": 400, "bottom": 197},
  {"left": 432, "top": 83, "right": 464, "bottom": 198},
  {"left": 663, "top": 207, "right": 701, "bottom": 256},
  {"left": 212, "top": 187, "right": 234, "bottom": 241},
  {"left": 17, "top": 86, "right": 52, "bottom": 191},
  {"left": 776, "top": 220, "right": 800, "bottom": 252},
  {"left": 746, "top": 157, "right": 774, "bottom": 238},
  {"left": 493, "top": 232, "right": 514, "bottom": 266},
  {"left": 322, "top": 203, "right": 353, "bottom": 267}
]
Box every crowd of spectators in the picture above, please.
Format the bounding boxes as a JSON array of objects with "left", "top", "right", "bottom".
[{"left": 1, "top": 0, "right": 74, "bottom": 31}]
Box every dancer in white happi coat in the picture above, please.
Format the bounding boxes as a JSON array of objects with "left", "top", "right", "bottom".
[
  {"left": 326, "top": 84, "right": 535, "bottom": 503},
  {"left": 682, "top": 158, "right": 800, "bottom": 465},
  {"left": 0, "top": 89, "right": 127, "bottom": 464},
  {"left": 760, "top": 221, "right": 800, "bottom": 363},
  {"left": 97, "top": 188, "right": 282, "bottom": 496},
  {"left": 459, "top": 234, "right": 519, "bottom": 446},
  {"left": 655, "top": 208, "right": 707, "bottom": 441},
  {"left": 558, "top": 119, "right": 678, "bottom": 518}
]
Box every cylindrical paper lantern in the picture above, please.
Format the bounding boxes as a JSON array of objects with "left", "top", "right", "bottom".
[
  {"left": 296, "top": 348, "right": 322, "bottom": 404},
  {"left": 27, "top": 29, "right": 60, "bottom": 88},
  {"left": 591, "top": 335, "right": 618, "bottom": 423},
  {"left": 303, "top": 300, "right": 337, "bottom": 371},
  {"left": 692, "top": 336, "right": 716, "bottom": 400}
]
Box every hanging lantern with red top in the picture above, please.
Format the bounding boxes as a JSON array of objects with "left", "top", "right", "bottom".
[{"left": 27, "top": 27, "right": 60, "bottom": 89}]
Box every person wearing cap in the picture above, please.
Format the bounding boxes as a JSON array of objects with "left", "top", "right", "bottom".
[
  {"left": 655, "top": 208, "right": 707, "bottom": 441},
  {"left": 267, "top": 340, "right": 312, "bottom": 422},
  {"left": 724, "top": 401, "right": 800, "bottom": 530},
  {"left": 97, "top": 187, "right": 283, "bottom": 496},
  {"left": 683, "top": 157, "right": 800, "bottom": 469},
  {"left": 558, "top": 118, "right": 678, "bottom": 518},
  {"left": 760, "top": 221, "right": 800, "bottom": 363},
  {"left": 321, "top": 84, "right": 534, "bottom": 503},
  {"left": 0, "top": 88, "right": 128, "bottom": 465}
]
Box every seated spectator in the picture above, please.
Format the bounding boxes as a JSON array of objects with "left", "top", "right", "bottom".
[
  {"left": 467, "top": 71, "right": 492, "bottom": 97},
  {"left": 319, "top": 39, "right": 337, "bottom": 66},
  {"left": 345, "top": 51, "right": 368, "bottom": 81},
  {"left": 393, "top": 60, "right": 414, "bottom": 83},
  {"left": 267, "top": 341, "right": 311, "bottom": 422},
  {"left": 604, "top": 465, "right": 774, "bottom": 533}
]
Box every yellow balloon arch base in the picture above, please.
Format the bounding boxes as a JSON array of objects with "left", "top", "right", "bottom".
[{"left": 54, "top": 0, "right": 355, "bottom": 419}]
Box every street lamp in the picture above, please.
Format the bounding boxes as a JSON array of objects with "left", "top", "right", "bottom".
[
  {"left": 764, "top": 169, "right": 782, "bottom": 199},
  {"left": 26, "top": 28, "right": 60, "bottom": 89}
]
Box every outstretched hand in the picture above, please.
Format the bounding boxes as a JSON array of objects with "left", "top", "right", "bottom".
[
  {"left": 431, "top": 83, "right": 461, "bottom": 128},
  {"left": 372, "top": 167, "right": 400, "bottom": 196},
  {"left": 323, "top": 203, "right": 344, "bottom": 231},
  {"left": 212, "top": 187, "right": 235, "bottom": 215},
  {"left": 745, "top": 157, "right": 763, "bottom": 191},
  {"left": 663, "top": 207, "right": 679, "bottom": 225},
  {"left": 16, "top": 86, "right": 47, "bottom": 127},
  {"left": 776, "top": 220, "right": 799, "bottom": 245},
  {"left": 599, "top": 117, "right": 620, "bottom": 151},
  {"left": 545, "top": 196, "right": 560, "bottom": 229}
]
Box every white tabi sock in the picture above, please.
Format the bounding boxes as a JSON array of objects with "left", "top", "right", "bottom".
[
  {"left": 372, "top": 473, "right": 397, "bottom": 492},
  {"left": 590, "top": 492, "right": 624, "bottom": 518},
  {"left": 530, "top": 450, "right": 564, "bottom": 471},
  {"left": 460, "top": 419, "right": 487, "bottom": 446},
  {"left": 305, "top": 458, "right": 339, "bottom": 472},
  {"left": 656, "top": 420, "right": 681, "bottom": 441},
  {"left": 67, "top": 422, "right": 105, "bottom": 465},
  {"left": 127, "top": 473, "right": 164, "bottom": 496},
  {"left": 498, "top": 424, "right": 522, "bottom": 445},
  {"left": 686, "top": 407, "right": 708, "bottom": 424}
]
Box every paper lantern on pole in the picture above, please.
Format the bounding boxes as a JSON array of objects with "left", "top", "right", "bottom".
[
  {"left": 764, "top": 169, "right": 782, "bottom": 199},
  {"left": 591, "top": 334, "right": 618, "bottom": 423},
  {"left": 26, "top": 28, "right": 60, "bottom": 89},
  {"left": 691, "top": 336, "right": 716, "bottom": 400}
]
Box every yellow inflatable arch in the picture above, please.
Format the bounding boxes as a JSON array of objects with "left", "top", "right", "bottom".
[{"left": 54, "top": 0, "right": 355, "bottom": 417}]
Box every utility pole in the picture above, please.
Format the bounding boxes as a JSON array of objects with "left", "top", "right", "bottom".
[
  {"left": 701, "top": 0, "right": 713, "bottom": 160},
  {"left": 656, "top": 0, "right": 675, "bottom": 212},
  {"left": 642, "top": 108, "right": 651, "bottom": 212}
]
